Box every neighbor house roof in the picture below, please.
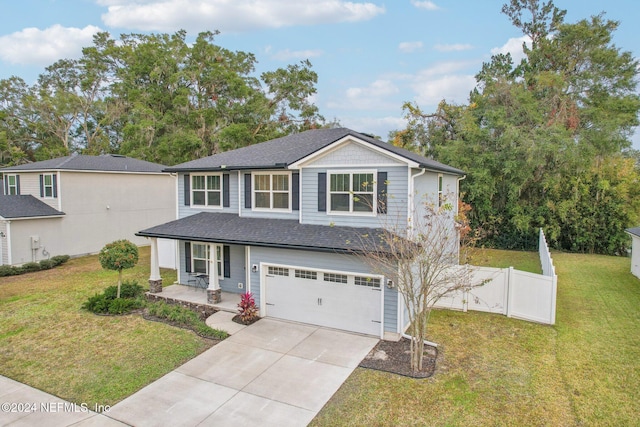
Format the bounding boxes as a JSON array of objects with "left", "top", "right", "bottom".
[
  {"left": 165, "top": 127, "right": 465, "bottom": 175},
  {"left": 0, "top": 154, "right": 167, "bottom": 173},
  {"left": 137, "top": 212, "right": 395, "bottom": 254},
  {"left": 0, "top": 194, "right": 65, "bottom": 219},
  {"left": 627, "top": 227, "right": 640, "bottom": 238}
]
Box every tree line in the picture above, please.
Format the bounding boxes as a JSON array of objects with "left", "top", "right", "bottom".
[
  {"left": 0, "top": 30, "right": 324, "bottom": 166},
  {"left": 392, "top": 0, "right": 640, "bottom": 255}
]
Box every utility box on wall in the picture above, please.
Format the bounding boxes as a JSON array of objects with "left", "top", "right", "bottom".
[{"left": 30, "top": 236, "right": 40, "bottom": 250}]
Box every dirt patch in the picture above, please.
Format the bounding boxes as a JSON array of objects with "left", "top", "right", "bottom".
[{"left": 359, "top": 338, "right": 437, "bottom": 378}]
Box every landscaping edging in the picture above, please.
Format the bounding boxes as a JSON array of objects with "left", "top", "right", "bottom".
[{"left": 145, "top": 292, "right": 217, "bottom": 319}]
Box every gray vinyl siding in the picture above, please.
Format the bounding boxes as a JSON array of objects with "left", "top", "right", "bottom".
[
  {"left": 300, "top": 165, "right": 408, "bottom": 230},
  {"left": 248, "top": 246, "right": 399, "bottom": 333},
  {"left": 177, "top": 171, "right": 239, "bottom": 219}
]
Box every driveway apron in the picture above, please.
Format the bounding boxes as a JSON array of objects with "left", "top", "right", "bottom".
[{"left": 106, "top": 319, "right": 378, "bottom": 427}]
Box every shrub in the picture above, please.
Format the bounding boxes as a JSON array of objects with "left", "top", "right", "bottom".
[
  {"left": 237, "top": 292, "right": 259, "bottom": 323},
  {"left": 145, "top": 301, "right": 229, "bottom": 340},
  {"left": 82, "top": 280, "right": 145, "bottom": 315},
  {"left": 0, "top": 265, "right": 20, "bottom": 277},
  {"left": 39, "top": 259, "right": 55, "bottom": 270},
  {"left": 20, "top": 262, "right": 41, "bottom": 274},
  {"left": 50, "top": 255, "right": 70, "bottom": 266}
]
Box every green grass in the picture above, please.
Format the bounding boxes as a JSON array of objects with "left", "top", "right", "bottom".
[
  {"left": 311, "top": 249, "right": 640, "bottom": 426},
  {"left": 0, "top": 247, "right": 214, "bottom": 407}
]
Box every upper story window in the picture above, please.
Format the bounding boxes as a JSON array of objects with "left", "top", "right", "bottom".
[
  {"left": 192, "top": 174, "right": 221, "bottom": 208},
  {"left": 5, "top": 174, "right": 19, "bottom": 195},
  {"left": 39, "top": 174, "right": 57, "bottom": 198},
  {"left": 253, "top": 172, "right": 290, "bottom": 210},
  {"left": 329, "top": 171, "right": 375, "bottom": 214},
  {"left": 438, "top": 174, "right": 444, "bottom": 207}
]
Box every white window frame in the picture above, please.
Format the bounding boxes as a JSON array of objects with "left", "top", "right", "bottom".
[
  {"left": 438, "top": 174, "right": 444, "bottom": 207},
  {"left": 252, "top": 171, "right": 292, "bottom": 212},
  {"left": 327, "top": 170, "right": 377, "bottom": 216},
  {"left": 42, "top": 173, "right": 55, "bottom": 198},
  {"left": 5, "top": 174, "right": 18, "bottom": 195},
  {"left": 191, "top": 242, "right": 210, "bottom": 274},
  {"left": 191, "top": 243, "right": 224, "bottom": 277},
  {"left": 191, "top": 173, "right": 222, "bottom": 208}
]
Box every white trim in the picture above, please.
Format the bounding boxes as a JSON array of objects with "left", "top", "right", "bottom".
[
  {"left": 4, "top": 174, "right": 18, "bottom": 195},
  {"left": 289, "top": 136, "right": 420, "bottom": 169},
  {"left": 251, "top": 171, "right": 293, "bottom": 213},
  {"left": 326, "top": 169, "right": 377, "bottom": 216},
  {"left": 41, "top": 173, "right": 56, "bottom": 199},
  {"left": 0, "top": 215, "right": 64, "bottom": 221},
  {"left": 6, "top": 220, "right": 11, "bottom": 265},
  {"left": 245, "top": 246, "right": 251, "bottom": 294},
  {"left": 56, "top": 171, "right": 62, "bottom": 211},
  {"left": 237, "top": 170, "right": 242, "bottom": 217}
]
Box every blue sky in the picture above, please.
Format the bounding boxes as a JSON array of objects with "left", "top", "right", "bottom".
[{"left": 0, "top": 0, "right": 638, "bottom": 148}]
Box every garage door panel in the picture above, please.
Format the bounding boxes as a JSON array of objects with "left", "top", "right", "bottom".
[{"left": 264, "top": 265, "right": 382, "bottom": 336}]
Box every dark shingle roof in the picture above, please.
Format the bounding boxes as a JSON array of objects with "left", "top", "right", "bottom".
[
  {"left": 0, "top": 195, "right": 65, "bottom": 219},
  {"left": 165, "top": 128, "right": 464, "bottom": 175},
  {"left": 627, "top": 227, "right": 640, "bottom": 238},
  {"left": 0, "top": 154, "right": 167, "bottom": 173},
  {"left": 137, "top": 212, "right": 393, "bottom": 254}
]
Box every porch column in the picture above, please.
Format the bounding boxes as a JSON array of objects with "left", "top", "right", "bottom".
[
  {"left": 148, "top": 237, "right": 163, "bottom": 293},
  {"left": 207, "top": 243, "right": 222, "bottom": 304}
]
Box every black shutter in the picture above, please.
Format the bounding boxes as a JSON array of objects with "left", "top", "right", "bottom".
[
  {"left": 292, "top": 172, "right": 299, "bottom": 211},
  {"left": 3, "top": 177, "right": 7, "bottom": 195},
  {"left": 377, "top": 171, "right": 387, "bottom": 214},
  {"left": 185, "top": 242, "right": 192, "bottom": 273},
  {"left": 52, "top": 174, "right": 58, "bottom": 198},
  {"left": 317, "top": 172, "right": 326, "bottom": 212},
  {"left": 222, "top": 173, "right": 230, "bottom": 207},
  {"left": 15, "top": 175, "right": 20, "bottom": 195},
  {"left": 244, "top": 174, "right": 252, "bottom": 208},
  {"left": 184, "top": 174, "right": 190, "bottom": 206},
  {"left": 223, "top": 245, "right": 231, "bottom": 278},
  {"left": 39, "top": 174, "right": 44, "bottom": 197}
]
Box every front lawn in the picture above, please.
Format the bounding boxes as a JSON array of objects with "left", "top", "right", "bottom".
[
  {"left": 0, "top": 247, "right": 214, "bottom": 407},
  {"left": 311, "top": 249, "right": 640, "bottom": 426}
]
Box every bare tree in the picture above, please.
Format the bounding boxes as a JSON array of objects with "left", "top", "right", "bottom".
[{"left": 354, "top": 195, "right": 485, "bottom": 373}]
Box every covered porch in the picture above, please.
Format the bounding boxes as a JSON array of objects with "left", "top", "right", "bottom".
[{"left": 148, "top": 283, "right": 242, "bottom": 313}]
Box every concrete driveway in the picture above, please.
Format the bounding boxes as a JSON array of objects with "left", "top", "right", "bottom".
[{"left": 106, "top": 319, "right": 378, "bottom": 427}]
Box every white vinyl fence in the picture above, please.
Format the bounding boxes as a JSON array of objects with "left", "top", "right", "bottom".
[{"left": 434, "top": 229, "right": 558, "bottom": 325}]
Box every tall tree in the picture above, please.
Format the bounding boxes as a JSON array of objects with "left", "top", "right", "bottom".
[{"left": 395, "top": 0, "right": 640, "bottom": 254}]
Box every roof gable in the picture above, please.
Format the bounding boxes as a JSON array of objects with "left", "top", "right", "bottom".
[
  {"left": 165, "top": 128, "right": 464, "bottom": 175},
  {"left": 627, "top": 227, "right": 640, "bottom": 238}
]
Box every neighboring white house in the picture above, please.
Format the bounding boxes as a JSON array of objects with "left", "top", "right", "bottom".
[
  {"left": 627, "top": 227, "right": 640, "bottom": 279},
  {"left": 0, "top": 154, "right": 176, "bottom": 266}
]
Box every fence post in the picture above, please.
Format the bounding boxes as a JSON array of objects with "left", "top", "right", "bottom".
[{"left": 506, "top": 266, "right": 514, "bottom": 318}]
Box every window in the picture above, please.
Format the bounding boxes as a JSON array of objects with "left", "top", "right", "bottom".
[
  {"left": 354, "top": 276, "right": 381, "bottom": 288},
  {"left": 268, "top": 266, "right": 289, "bottom": 276},
  {"left": 192, "top": 174, "right": 222, "bottom": 207},
  {"left": 323, "top": 273, "right": 348, "bottom": 284},
  {"left": 191, "top": 243, "right": 210, "bottom": 274},
  {"left": 295, "top": 269, "right": 317, "bottom": 280},
  {"left": 42, "top": 174, "right": 54, "bottom": 197},
  {"left": 329, "top": 171, "right": 375, "bottom": 213},
  {"left": 438, "top": 174, "right": 444, "bottom": 207},
  {"left": 254, "top": 173, "right": 290, "bottom": 210},
  {"left": 5, "top": 175, "right": 18, "bottom": 195}
]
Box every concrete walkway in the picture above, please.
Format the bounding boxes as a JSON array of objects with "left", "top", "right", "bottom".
[{"left": 0, "top": 319, "right": 378, "bottom": 427}]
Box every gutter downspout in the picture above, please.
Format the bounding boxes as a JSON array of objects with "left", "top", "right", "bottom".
[{"left": 5, "top": 220, "right": 12, "bottom": 265}]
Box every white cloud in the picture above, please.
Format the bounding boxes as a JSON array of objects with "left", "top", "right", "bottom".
[
  {"left": 410, "top": 0, "right": 440, "bottom": 11},
  {"left": 101, "top": 0, "right": 385, "bottom": 32},
  {"left": 328, "top": 79, "right": 399, "bottom": 110},
  {"left": 434, "top": 43, "right": 473, "bottom": 52},
  {"left": 0, "top": 25, "right": 101, "bottom": 66},
  {"left": 490, "top": 36, "right": 531, "bottom": 64},
  {"left": 399, "top": 41, "right": 423, "bottom": 53},
  {"left": 271, "top": 48, "right": 323, "bottom": 61},
  {"left": 340, "top": 115, "right": 407, "bottom": 139},
  {"left": 410, "top": 61, "right": 477, "bottom": 106}
]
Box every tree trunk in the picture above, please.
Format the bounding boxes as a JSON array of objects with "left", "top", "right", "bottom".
[{"left": 117, "top": 269, "right": 122, "bottom": 298}]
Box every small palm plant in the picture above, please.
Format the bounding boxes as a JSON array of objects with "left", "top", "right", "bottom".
[{"left": 237, "top": 292, "right": 259, "bottom": 324}]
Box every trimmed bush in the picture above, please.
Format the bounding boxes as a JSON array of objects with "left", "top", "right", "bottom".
[
  {"left": 20, "top": 262, "right": 41, "bottom": 274},
  {"left": 0, "top": 255, "right": 70, "bottom": 277},
  {"left": 39, "top": 259, "right": 55, "bottom": 270},
  {"left": 0, "top": 265, "right": 21, "bottom": 277},
  {"left": 50, "top": 255, "right": 70, "bottom": 266},
  {"left": 82, "top": 280, "right": 145, "bottom": 315},
  {"left": 145, "top": 301, "right": 229, "bottom": 340}
]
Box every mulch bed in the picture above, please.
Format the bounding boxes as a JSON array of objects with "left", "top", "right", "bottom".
[
  {"left": 232, "top": 314, "right": 260, "bottom": 326},
  {"left": 359, "top": 337, "right": 438, "bottom": 378}
]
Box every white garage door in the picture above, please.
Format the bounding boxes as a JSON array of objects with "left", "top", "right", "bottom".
[{"left": 263, "top": 264, "right": 383, "bottom": 336}]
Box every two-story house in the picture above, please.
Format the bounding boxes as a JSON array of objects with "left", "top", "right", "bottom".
[
  {"left": 0, "top": 154, "right": 176, "bottom": 266},
  {"left": 138, "top": 128, "right": 464, "bottom": 339}
]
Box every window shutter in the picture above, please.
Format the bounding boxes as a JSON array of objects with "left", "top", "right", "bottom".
[
  {"left": 15, "top": 176, "right": 20, "bottom": 195},
  {"left": 3, "top": 177, "right": 7, "bottom": 195},
  {"left": 244, "top": 174, "right": 252, "bottom": 208},
  {"left": 183, "top": 174, "right": 190, "bottom": 206},
  {"left": 292, "top": 172, "right": 300, "bottom": 211},
  {"left": 377, "top": 171, "right": 387, "bottom": 214},
  {"left": 317, "top": 172, "right": 326, "bottom": 212},
  {"left": 39, "top": 174, "right": 44, "bottom": 197},
  {"left": 223, "top": 245, "right": 231, "bottom": 278},
  {"left": 185, "top": 242, "right": 192, "bottom": 273},
  {"left": 223, "top": 173, "right": 230, "bottom": 207},
  {"left": 52, "top": 174, "right": 58, "bottom": 198}
]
